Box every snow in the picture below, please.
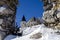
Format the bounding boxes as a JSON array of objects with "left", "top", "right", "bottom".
[
  {"left": 22, "top": 25, "right": 40, "bottom": 36},
  {"left": 4, "top": 35, "right": 16, "bottom": 40},
  {"left": 4, "top": 24, "right": 60, "bottom": 40},
  {"left": 0, "top": 7, "right": 6, "bottom": 12}
]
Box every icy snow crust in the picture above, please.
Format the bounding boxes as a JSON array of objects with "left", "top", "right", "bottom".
[{"left": 4, "top": 24, "right": 60, "bottom": 40}]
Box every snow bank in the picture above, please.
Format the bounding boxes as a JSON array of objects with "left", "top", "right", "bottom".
[
  {"left": 4, "top": 24, "right": 60, "bottom": 40},
  {"left": 22, "top": 24, "right": 41, "bottom": 36}
]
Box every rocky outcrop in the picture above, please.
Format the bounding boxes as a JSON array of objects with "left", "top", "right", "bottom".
[
  {"left": 0, "top": 0, "right": 18, "bottom": 40},
  {"left": 30, "top": 32, "right": 42, "bottom": 39},
  {"left": 42, "top": 0, "right": 60, "bottom": 29}
]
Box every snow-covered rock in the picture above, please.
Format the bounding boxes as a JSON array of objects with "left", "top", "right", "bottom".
[
  {"left": 42, "top": 1, "right": 60, "bottom": 29},
  {"left": 42, "top": 9, "right": 56, "bottom": 23},
  {"left": 0, "top": 7, "right": 6, "bottom": 12},
  {"left": 57, "top": 12, "right": 60, "bottom": 18}
]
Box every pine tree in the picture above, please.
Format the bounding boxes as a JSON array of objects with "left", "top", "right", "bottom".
[
  {"left": 33, "top": 17, "right": 36, "bottom": 21},
  {"left": 22, "top": 15, "right": 26, "bottom": 21}
]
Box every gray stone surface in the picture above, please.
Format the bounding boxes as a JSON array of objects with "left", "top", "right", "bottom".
[{"left": 30, "top": 33, "right": 42, "bottom": 39}]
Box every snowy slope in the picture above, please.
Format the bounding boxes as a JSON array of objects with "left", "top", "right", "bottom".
[
  {"left": 22, "top": 24, "right": 41, "bottom": 36},
  {"left": 4, "top": 24, "right": 60, "bottom": 40}
]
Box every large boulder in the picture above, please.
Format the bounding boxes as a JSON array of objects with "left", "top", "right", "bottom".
[
  {"left": 42, "top": 9, "right": 56, "bottom": 23},
  {"left": 42, "top": 0, "right": 60, "bottom": 30}
]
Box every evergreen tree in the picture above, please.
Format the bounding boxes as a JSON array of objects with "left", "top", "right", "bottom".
[
  {"left": 22, "top": 15, "right": 26, "bottom": 21},
  {"left": 33, "top": 17, "right": 36, "bottom": 21}
]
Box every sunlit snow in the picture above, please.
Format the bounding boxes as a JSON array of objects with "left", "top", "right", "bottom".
[{"left": 4, "top": 24, "right": 60, "bottom": 40}]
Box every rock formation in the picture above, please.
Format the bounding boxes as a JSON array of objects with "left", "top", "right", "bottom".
[
  {"left": 42, "top": 0, "right": 60, "bottom": 29},
  {"left": 30, "top": 32, "right": 42, "bottom": 39},
  {"left": 0, "top": 0, "right": 18, "bottom": 40}
]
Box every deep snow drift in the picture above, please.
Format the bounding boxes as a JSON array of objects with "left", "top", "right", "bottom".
[{"left": 4, "top": 24, "right": 60, "bottom": 40}]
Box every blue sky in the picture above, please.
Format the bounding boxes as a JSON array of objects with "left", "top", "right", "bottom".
[{"left": 16, "top": 0, "right": 44, "bottom": 26}]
